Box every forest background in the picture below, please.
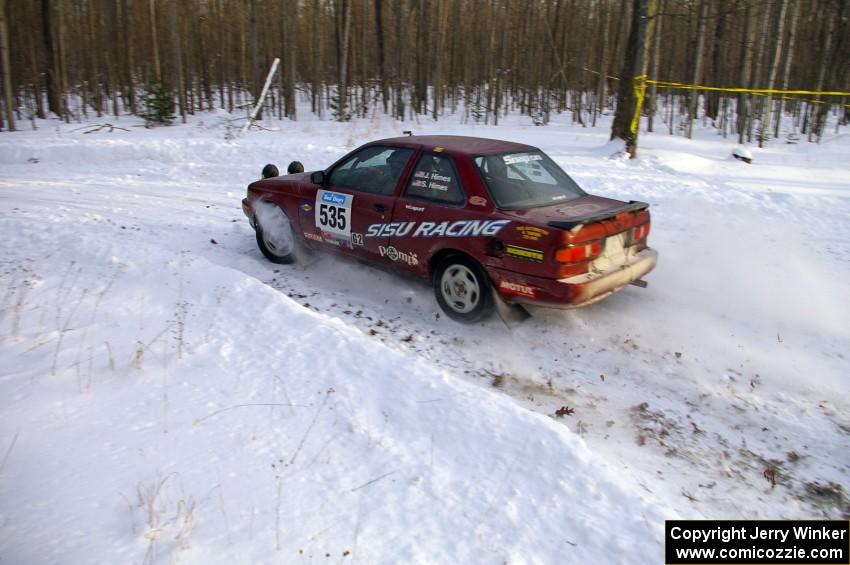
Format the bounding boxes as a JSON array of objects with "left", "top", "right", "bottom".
[{"left": 0, "top": 0, "right": 848, "bottom": 154}]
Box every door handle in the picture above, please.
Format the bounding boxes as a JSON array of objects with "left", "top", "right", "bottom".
[{"left": 373, "top": 203, "right": 387, "bottom": 213}]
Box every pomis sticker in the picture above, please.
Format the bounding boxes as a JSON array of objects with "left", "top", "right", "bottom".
[{"left": 379, "top": 245, "right": 419, "bottom": 266}]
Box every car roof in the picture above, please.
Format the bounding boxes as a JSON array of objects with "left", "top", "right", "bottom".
[{"left": 372, "top": 135, "right": 537, "bottom": 156}]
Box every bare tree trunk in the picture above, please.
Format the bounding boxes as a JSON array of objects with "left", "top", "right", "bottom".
[
  {"left": 249, "top": 0, "right": 261, "bottom": 119},
  {"left": 42, "top": 0, "right": 63, "bottom": 117},
  {"left": 810, "top": 0, "right": 837, "bottom": 142},
  {"left": 759, "top": 0, "right": 788, "bottom": 147},
  {"left": 706, "top": 0, "right": 726, "bottom": 121},
  {"left": 737, "top": 2, "right": 755, "bottom": 144},
  {"left": 594, "top": 0, "right": 609, "bottom": 127},
  {"left": 28, "top": 0, "right": 45, "bottom": 119},
  {"left": 747, "top": 3, "right": 770, "bottom": 143},
  {"left": 149, "top": 0, "right": 161, "bottom": 84},
  {"left": 375, "top": 0, "right": 387, "bottom": 113},
  {"left": 169, "top": 0, "right": 185, "bottom": 123},
  {"left": 686, "top": 0, "right": 708, "bottom": 139},
  {"left": 87, "top": 2, "right": 102, "bottom": 116},
  {"left": 0, "top": 0, "right": 14, "bottom": 130},
  {"left": 287, "top": 0, "right": 297, "bottom": 119},
  {"left": 647, "top": 0, "right": 664, "bottom": 133},
  {"left": 774, "top": 0, "right": 800, "bottom": 138},
  {"left": 311, "top": 0, "right": 319, "bottom": 114},
  {"left": 337, "top": 0, "right": 352, "bottom": 120},
  {"left": 611, "top": 0, "right": 650, "bottom": 158}
]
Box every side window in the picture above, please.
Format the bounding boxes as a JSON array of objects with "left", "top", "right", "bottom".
[
  {"left": 404, "top": 152, "right": 465, "bottom": 205},
  {"left": 328, "top": 146, "right": 413, "bottom": 196}
]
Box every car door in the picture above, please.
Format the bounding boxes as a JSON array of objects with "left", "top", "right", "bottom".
[
  {"left": 387, "top": 151, "right": 471, "bottom": 276},
  {"left": 306, "top": 145, "right": 414, "bottom": 263}
]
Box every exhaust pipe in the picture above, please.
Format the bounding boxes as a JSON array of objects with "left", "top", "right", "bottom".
[{"left": 629, "top": 279, "right": 648, "bottom": 289}]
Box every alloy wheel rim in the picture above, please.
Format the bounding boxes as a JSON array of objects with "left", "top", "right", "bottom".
[{"left": 441, "top": 265, "right": 480, "bottom": 314}]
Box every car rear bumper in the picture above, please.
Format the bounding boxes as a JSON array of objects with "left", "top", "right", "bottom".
[{"left": 491, "top": 248, "right": 658, "bottom": 308}]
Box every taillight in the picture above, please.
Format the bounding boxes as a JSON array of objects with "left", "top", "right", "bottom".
[
  {"left": 554, "top": 240, "right": 603, "bottom": 264},
  {"left": 630, "top": 223, "right": 650, "bottom": 244}
]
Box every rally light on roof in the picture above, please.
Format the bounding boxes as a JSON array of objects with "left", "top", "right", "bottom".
[{"left": 554, "top": 240, "right": 603, "bottom": 264}]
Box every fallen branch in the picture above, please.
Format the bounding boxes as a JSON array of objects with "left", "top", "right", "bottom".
[{"left": 241, "top": 57, "right": 281, "bottom": 134}]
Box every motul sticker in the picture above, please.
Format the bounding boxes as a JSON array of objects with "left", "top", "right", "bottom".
[{"left": 499, "top": 280, "right": 536, "bottom": 298}]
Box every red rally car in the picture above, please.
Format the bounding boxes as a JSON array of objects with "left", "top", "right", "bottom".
[{"left": 242, "top": 135, "right": 657, "bottom": 323}]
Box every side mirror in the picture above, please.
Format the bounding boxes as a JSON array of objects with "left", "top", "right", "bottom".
[{"left": 311, "top": 171, "right": 325, "bottom": 185}]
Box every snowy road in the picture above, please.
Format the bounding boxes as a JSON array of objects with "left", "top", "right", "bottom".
[{"left": 1, "top": 111, "right": 848, "bottom": 564}]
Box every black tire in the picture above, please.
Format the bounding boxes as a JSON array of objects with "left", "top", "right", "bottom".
[
  {"left": 433, "top": 254, "right": 494, "bottom": 323},
  {"left": 254, "top": 204, "right": 297, "bottom": 264}
]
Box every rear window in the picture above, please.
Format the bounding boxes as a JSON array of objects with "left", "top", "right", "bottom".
[{"left": 473, "top": 151, "right": 586, "bottom": 209}]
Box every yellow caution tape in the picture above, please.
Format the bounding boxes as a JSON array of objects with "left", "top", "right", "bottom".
[
  {"left": 630, "top": 75, "right": 649, "bottom": 137},
  {"left": 643, "top": 78, "right": 850, "bottom": 97},
  {"left": 630, "top": 75, "right": 850, "bottom": 135}
]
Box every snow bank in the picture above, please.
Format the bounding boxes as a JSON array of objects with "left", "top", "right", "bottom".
[{"left": 0, "top": 214, "right": 667, "bottom": 563}]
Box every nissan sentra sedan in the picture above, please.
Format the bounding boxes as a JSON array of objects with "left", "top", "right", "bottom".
[{"left": 242, "top": 135, "right": 657, "bottom": 323}]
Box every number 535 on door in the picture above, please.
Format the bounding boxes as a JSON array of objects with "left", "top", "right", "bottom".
[{"left": 315, "top": 190, "right": 353, "bottom": 240}]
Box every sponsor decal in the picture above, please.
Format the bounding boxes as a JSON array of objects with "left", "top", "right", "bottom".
[
  {"left": 516, "top": 225, "right": 549, "bottom": 241},
  {"left": 469, "top": 196, "right": 488, "bottom": 207},
  {"left": 498, "top": 280, "right": 536, "bottom": 298},
  {"left": 379, "top": 245, "right": 419, "bottom": 266},
  {"left": 556, "top": 202, "right": 604, "bottom": 216},
  {"left": 304, "top": 230, "right": 347, "bottom": 247},
  {"left": 299, "top": 201, "right": 313, "bottom": 213},
  {"left": 505, "top": 244, "right": 544, "bottom": 263},
  {"left": 433, "top": 146, "right": 444, "bottom": 152},
  {"left": 367, "top": 221, "right": 416, "bottom": 238},
  {"left": 405, "top": 204, "right": 425, "bottom": 212},
  {"left": 503, "top": 154, "right": 543, "bottom": 165},
  {"left": 315, "top": 190, "right": 353, "bottom": 240},
  {"left": 366, "top": 219, "right": 509, "bottom": 238},
  {"left": 351, "top": 232, "right": 364, "bottom": 246},
  {"left": 320, "top": 191, "right": 348, "bottom": 205}
]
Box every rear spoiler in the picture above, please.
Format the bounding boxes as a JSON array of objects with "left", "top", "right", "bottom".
[{"left": 547, "top": 200, "right": 649, "bottom": 230}]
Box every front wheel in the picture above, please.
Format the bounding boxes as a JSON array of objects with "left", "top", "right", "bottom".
[
  {"left": 433, "top": 255, "right": 494, "bottom": 323},
  {"left": 254, "top": 202, "right": 297, "bottom": 264}
]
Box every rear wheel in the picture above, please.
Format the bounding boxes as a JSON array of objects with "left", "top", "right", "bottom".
[
  {"left": 433, "top": 255, "right": 494, "bottom": 323},
  {"left": 254, "top": 203, "right": 296, "bottom": 264}
]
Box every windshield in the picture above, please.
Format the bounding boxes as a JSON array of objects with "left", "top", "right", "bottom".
[{"left": 473, "top": 151, "right": 586, "bottom": 209}]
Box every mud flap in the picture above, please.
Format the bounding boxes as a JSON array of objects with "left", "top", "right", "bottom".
[{"left": 492, "top": 288, "right": 531, "bottom": 328}]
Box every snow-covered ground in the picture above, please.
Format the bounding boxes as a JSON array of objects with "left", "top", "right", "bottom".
[{"left": 1, "top": 107, "right": 848, "bottom": 564}]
